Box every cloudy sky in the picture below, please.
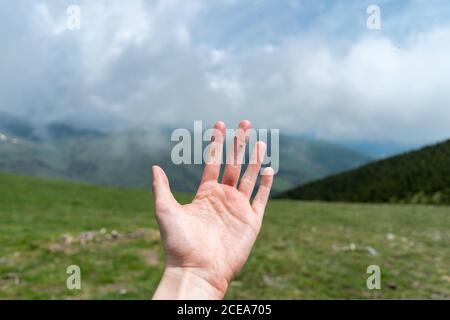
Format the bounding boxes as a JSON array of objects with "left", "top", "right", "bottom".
[{"left": 1, "top": 0, "right": 450, "bottom": 144}]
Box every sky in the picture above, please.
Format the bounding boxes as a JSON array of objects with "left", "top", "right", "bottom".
[{"left": 1, "top": 0, "right": 450, "bottom": 144}]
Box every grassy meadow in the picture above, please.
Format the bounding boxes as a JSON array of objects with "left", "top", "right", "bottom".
[{"left": 0, "top": 173, "right": 449, "bottom": 299}]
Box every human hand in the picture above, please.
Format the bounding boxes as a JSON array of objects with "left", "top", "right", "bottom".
[{"left": 152, "top": 120, "right": 274, "bottom": 300}]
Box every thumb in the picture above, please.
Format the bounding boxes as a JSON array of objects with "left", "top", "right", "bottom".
[{"left": 152, "top": 165, "right": 178, "bottom": 212}]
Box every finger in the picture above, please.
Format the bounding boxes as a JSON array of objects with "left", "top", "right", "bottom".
[
  {"left": 221, "top": 120, "right": 252, "bottom": 187},
  {"left": 152, "top": 165, "right": 178, "bottom": 213},
  {"left": 238, "top": 141, "right": 266, "bottom": 199},
  {"left": 252, "top": 167, "right": 274, "bottom": 219},
  {"left": 201, "top": 121, "right": 226, "bottom": 183}
]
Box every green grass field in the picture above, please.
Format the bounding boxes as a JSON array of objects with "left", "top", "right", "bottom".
[{"left": 0, "top": 173, "right": 449, "bottom": 299}]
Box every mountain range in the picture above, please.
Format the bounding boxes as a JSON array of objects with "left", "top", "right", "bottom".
[{"left": 0, "top": 113, "right": 370, "bottom": 194}]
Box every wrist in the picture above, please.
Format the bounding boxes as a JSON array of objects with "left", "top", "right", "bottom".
[{"left": 153, "top": 267, "right": 229, "bottom": 300}]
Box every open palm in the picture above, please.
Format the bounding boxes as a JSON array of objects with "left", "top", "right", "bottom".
[{"left": 152, "top": 121, "right": 274, "bottom": 299}]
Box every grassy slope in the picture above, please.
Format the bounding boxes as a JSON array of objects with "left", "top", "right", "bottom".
[{"left": 0, "top": 173, "right": 449, "bottom": 299}]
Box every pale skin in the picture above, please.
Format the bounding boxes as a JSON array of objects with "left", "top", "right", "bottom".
[{"left": 152, "top": 120, "right": 274, "bottom": 300}]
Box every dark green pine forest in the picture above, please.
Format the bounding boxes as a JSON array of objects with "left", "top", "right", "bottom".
[{"left": 280, "top": 139, "right": 450, "bottom": 205}]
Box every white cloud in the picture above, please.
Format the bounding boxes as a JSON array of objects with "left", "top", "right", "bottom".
[{"left": 1, "top": 0, "right": 450, "bottom": 144}]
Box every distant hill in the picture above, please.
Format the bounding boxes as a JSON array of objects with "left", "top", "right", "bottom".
[
  {"left": 0, "top": 115, "right": 370, "bottom": 194},
  {"left": 279, "top": 139, "right": 450, "bottom": 204},
  {"left": 336, "top": 140, "right": 418, "bottom": 159}
]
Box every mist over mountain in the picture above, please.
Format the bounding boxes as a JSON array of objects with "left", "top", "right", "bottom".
[
  {"left": 335, "top": 141, "right": 419, "bottom": 159},
  {"left": 0, "top": 114, "right": 371, "bottom": 194}
]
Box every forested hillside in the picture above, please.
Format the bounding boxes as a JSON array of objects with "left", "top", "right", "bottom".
[{"left": 280, "top": 139, "right": 450, "bottom": 204}]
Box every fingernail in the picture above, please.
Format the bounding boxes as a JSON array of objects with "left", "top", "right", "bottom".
[{"left": 263, "top": 167, "right": 274, "bottom": 176}]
